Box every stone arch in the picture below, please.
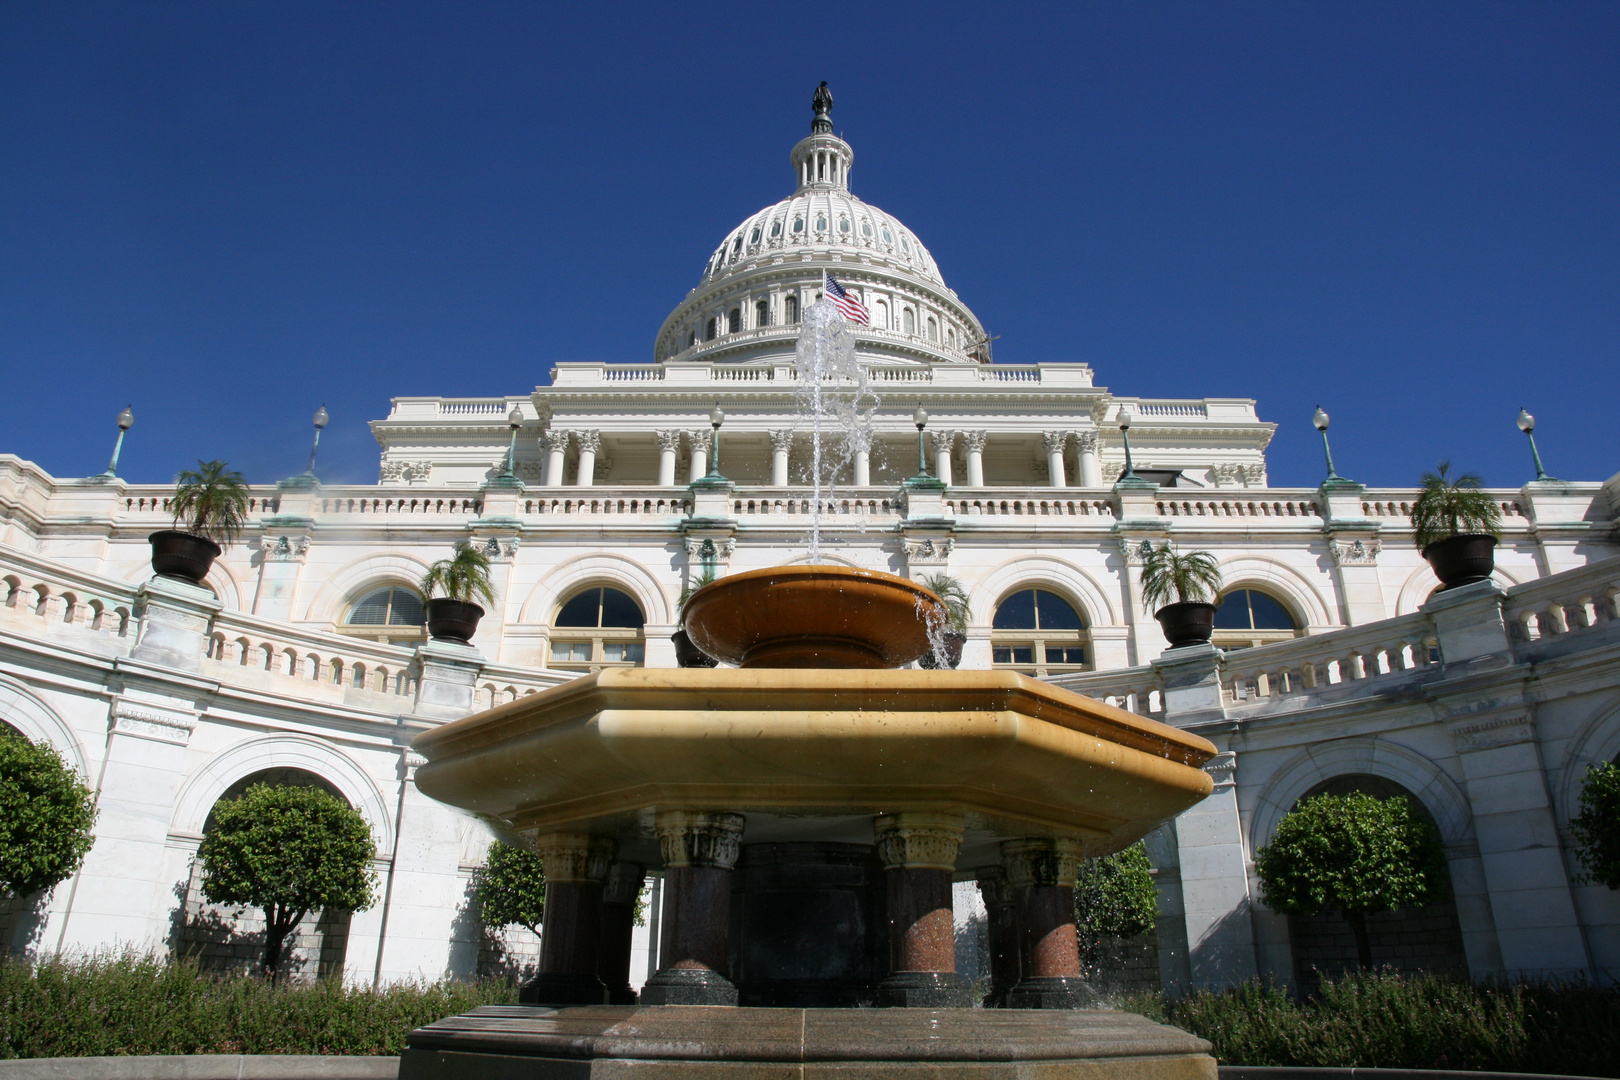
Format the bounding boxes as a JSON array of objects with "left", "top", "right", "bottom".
[
  {"left": 201, "top": 559, "right": 243, "bottom": 612},
  {"left": 518, "top": 552, "right": 671, "bottom": 626},
  {"left": 298, "top": 552, "right": 435, "bottom": 625},
  {"left": 1395, "top": 561, "right": 1525, "bottom": 616},
  {"left": 1213, "top": 555, "right": 1334, "bottom": 630},
  {"left": 973, "top": 555, "right": 1119, "bottom": 629},
  {"left": 1554, "top": 698, "right": 1620, "bottom": 826},
  {"left": 1251, "top": 736, "right": 1475, "bottom": 854},
  {"left": 169, "top": 734, "right": 393, "bottom": 851},
  {"left": 0, "top": 674, "right": 89, "bottom": 779}
]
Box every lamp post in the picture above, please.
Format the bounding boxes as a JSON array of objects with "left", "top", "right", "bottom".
[
  {"left": 1517, "top": 408, "right": 1555, "bottom": 483},
  {"left": 101, "top": 405, "right": 133, "bottom": 479},
  {"left": 913, "top": 404, "right": 931, "bottom": 478},
  {"left": 1118, "top": 410, "right": 1140, "bottom": 482},
  {"left": 305, "top": 405, "right": 329, "bottom": 479},
  {"left": 1312, "top": 406, "right": 1340, "bottom": 482},
  {"left": 708, "top": 404, "right": 725, "bottom": 479},
  {"left": 503, "top": 406, "right": 523, "bottom": 479}
]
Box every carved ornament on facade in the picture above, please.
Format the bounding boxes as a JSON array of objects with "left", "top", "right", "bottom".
[
  {"left": 517, "top": 461, "right": 546, "bottom": 481},
  {"left": 1212, "top": 463, "right": 1244, "bottom": 487},
  {"left": 110, "top": 700, "right": 197, "bottom": 746},
  {"left": 542, "top": 430, "right": 573, "bottom": 454},
  {"left": 1118, "top": 537, "right": 1159, "bottom": 566},
  {"left": 1451, "top": 713, "right": 1536, "bottom": 754},
  {"left": 1072, "top": 430, "right": 1099, "bottom": 455},
  {"left": 1329, "top": 538, "right": 1382, "bottom": 566},
  {"left": 533, "top": 833, "right": 617, "bottom": 883},
  {"left": 874, "top": 812, "right": 964, "bottom": 871},
  {"left": 928, "top": 429, "right": 957, "bottom": 455},
  {"left": 684, "top": 536, "right": 736, "bottom": 564},
  {"left": 1102, "top": 462, "right": 1126, "bottom": 482},
  {"left": 379, "top": 460, "right": 434, "bottom": 484},
  {"left": 658, "top": 430, "right": 686, "bottom": 453},
  {"left": 266, "top": 535, "right": 311, "bottom": 563},
  {"left": 476, "top": 535, "right": 521, "bottom": 562},
  {"left": 960, "top": 430, "right": 987, "bottom": 454},
  {"left": 1042, "top": 431, "right": 1069, "bottom": 454},
  {"left": 1204, "top": 750, "right": 1237, "bottom": 791},
  {"left": 574, "top": 430, "right": 603, "bottom": 454},
  {"left": 903, "top": 537, "right": 954, "bottom": 563},
  {"left": 656, "top": 810, "right": 745, "bottom": 870},
  {"left": 1001, "top": 837, "right": 1086, "bottom": 888},
  {"left": 769, "top": 429, "right": 795, "bottom": 454}
]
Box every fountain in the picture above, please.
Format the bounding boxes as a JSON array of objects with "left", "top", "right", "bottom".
[{"left": 397, "top": 301, "right": 1221, "bottom": 1079}]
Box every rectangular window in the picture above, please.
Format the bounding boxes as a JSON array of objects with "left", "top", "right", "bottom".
[
  {"left": 551, "top": 642, "right": 591, "bottom": 662},
  {"left": 604, "top": 642, "right": 645, "bottom": 663},
  {"left": 993, "top": 646, "right": 1035, "bottom": 665},
  {"left": 1046, "top": 646, "right": 1086, "bottom": 665}
]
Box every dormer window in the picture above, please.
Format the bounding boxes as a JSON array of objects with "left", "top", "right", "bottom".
[
  {"left": 771, "top": 221, "right": 782, "bottom": 238},
  {"left": 793, "top": 217, "right": 804, "bottom": 233},
  {"left": 816, "top": 216, "right": 828, "bottom": 231},
  {"left": 861, "top": 221, "right": 873, "bottom": 237},
  {"left": 749, "top": 227, "right": 761, "bottom": 244},
  {"left": 839, "top": 217, "right": 850, "bottom": 234}
]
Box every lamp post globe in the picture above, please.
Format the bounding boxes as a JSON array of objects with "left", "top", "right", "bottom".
[
  {"left": 707, "top": 404, "right": 725, "bottom": 478},
  {"left": 1518, "top": 407, "right": 1553, "bottom": 482},
  {"left": 913, "top": 404, "right": 930, "bottom": 476},
  {"left": 1313, "top": 404, "right": 1340, "bottom": 481},
  {"left": 103, "top": 404, "right": 134, "bottom": 478},
  {"left": 305, "top": 404, "right": 329, "bottom": 478}
]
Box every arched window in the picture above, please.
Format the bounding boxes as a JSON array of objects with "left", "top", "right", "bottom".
[
  {"left": 785, "top": 295, "right": 799, "bottom": 323},
  {"left": 947, "top": 327, "right": 957, "bottom": 350},
  {"left": 900, "top": 235, "right": 912, "bottom": 254},
  {"left": 727, "top": 308, "right": 741, "bottom": 333},
  {"left": 874, "top": 300, "right": 889, "bottom": 329},
  {"left": 882, "top": 227, "right": 893, "bottom": 244},
  {"left": 861, "top": 220, "right": 873, "bottom": 237},
  {"left": 705, "top": 317, "right": 717, "bottom": 341},
  {"left": 903, "top": 308, "right": 916, "bottom": 335},
  {"left": 926, "top": 317, "right": 938, "bottom": 342},
  {"left": 341, "top": 586, "right": 425, "bottom": 643},
  {"left": 991, "top": 588, "right": 1089, "bottom": 676},
  {"left": 1213, "top": 589, "right": 1300, "bottom": 650},
  {"left": 755, "top": 299, "right": 769, "bottom": 327},
  {"left": 551, "top": 586, "right": 646, "bottom": 671}
]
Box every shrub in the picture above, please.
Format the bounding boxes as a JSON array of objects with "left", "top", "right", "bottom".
[
  {"left": 1254, "top": 792, "right": 1445, "bottom": 970},
  {"left": 197, "top": 784, "right": 377, "bottom": 980},
  {"left": 0, "top": 952, "right": 518, "bottom": 1058},
  {"left": 474, "top": 840, "right": 546, "bottom": 938},
  {"left": 1570, "top": 760, "right": 1620, "bottom": 889},
  {"left": 0, "top": 728, "right": 97, "bottom": 899},
  {"left": 1074, "top": 841, "right": 1156, "bottom": 939},
  {"left": 171, "top": 460, "right": 251, "bottom": 548}
]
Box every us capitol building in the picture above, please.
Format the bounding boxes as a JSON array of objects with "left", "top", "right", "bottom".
[{"left": 3, "top": 88, "right": 1618, "bottom": 992}]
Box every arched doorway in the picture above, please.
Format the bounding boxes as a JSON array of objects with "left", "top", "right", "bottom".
[
  {"left": 1284, "top": 774, "right": 1468, "bottom": 991},
  {"left": 175, "top": 768, "right": 356, "bottom": 981}
]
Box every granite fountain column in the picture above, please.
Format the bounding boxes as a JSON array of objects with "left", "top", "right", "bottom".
[
  {"left": 598, "top": 861, "right": 646, "bottom": 1005},
  {"left": 640, "top": 810, "right": 745, "bottom": 1005},
  {"left": 976, "top": 866, "right": 1023, "bottom": 1007},
  {"left": 875, "top": 811, "right": 975, "bottom": 1007},
  {"left": 521, "top": 834, "right": 616, "bottom": 1006},
  {"left": 1002, "top": 838, "right": 1092, "bottom": 1008}
]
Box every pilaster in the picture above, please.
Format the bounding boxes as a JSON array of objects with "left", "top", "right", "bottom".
[
  {"left": 1318, "top": 481, "right": 1386, "bottom": 625},
  {"left": 250, "top": 527, "right": 313, "bottom": 621},
  {"left": 1170, "top": 750, "right": 1259, "bottom": 988}
]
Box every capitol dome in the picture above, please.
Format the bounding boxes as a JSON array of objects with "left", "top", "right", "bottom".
[{"left": 654, "top": 84, "right": 989, "bottom": 367}]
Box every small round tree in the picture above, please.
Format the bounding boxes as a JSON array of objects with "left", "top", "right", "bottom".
[
  {"left": 1255, "top": 791, "right": 1445, "bottom": 971},
  {"left": 0, "top": 728, "right": 97, "bottom": 899},
  {"left": 475, "top": 839, "right": 546, "bottom": 938},
  {"left": 1570, "top": 761, "right": 1620, "bottom": 890},
  {"left": 1073, "top": 840, "right": 1157, "bottom": 971},
  {"left": 197, "top": 783, "right": 377, "bottom": 980}
]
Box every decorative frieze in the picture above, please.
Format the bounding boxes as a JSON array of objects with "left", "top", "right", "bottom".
[
  {"left": 379, "top": 459, "right": 433, "bottom": 484},
  {"left": 874, "top": 811, "right": 964, "bottom": 871},
  {"left": 1450, "top": 713, "right": 1536, "bottom": 753},
  {"left": 110, "top": 700, "right": 197, "bottom": 746},
  {"left": 655, "top": 810, "right": 744, "bottom": 870}
]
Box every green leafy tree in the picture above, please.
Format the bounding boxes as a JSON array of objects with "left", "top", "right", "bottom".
[
  {"left": 1409, "top": 461, "right": 1503, "bottom": 550},
  {"left": 1074, "top": 841, "right": 1157, "bottom": 967},
  {"left": 171, "top": 460, "right": 251, "bottom": 547},
  {"left": 1255, "top": 792, "right": 1445, "bottom": 971},
  {"left": 1570, "top": 761, "right": 1620, "bottom": 890},
  {"left": 420, "top": 541, "right": 496, "bottom": 606},
  {"left": 1139, "top": 545, "right": 1223, "bottom": 608},
  {"left": 0, "top": 728, "right": 97, "bottom": 898},
  {"left": 474, "top": 840, "right": 546, "bottom": 937},
  {"left": 197, "top": 783, "right": 377, "bottom": 980}
]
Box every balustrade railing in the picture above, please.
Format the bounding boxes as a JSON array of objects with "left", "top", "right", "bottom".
[
  {"left": 946, "top": 493, "right": 1115, "bottom": 518},
  {"left": 1504, "top": 558, "right": 1620, "bottom": 648},
  {"left": 1157, "top": 497, "right": 1318, "bottom": 519}
]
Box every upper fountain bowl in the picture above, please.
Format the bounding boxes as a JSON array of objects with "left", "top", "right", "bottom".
[{"left": 683, "top": 565, "right": 944, "bottom": 669}]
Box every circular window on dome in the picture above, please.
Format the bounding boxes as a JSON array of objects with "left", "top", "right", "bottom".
[
  {"left": 839, "top": 217, "right": 850, "bottom": 234},
  {"left": 793, "top": 217, "right": 804, "bottom": 233},
  {"left": 749, "top": 227, "right": 760, "bottom": 244},
  {"left": 882, "top": 228, "right": 893, "bottom": 243},
  {"left": 816, "top": 216, "right": 827, "bottom": 231},
  {"left": 771, "top": 221, "right": 782, "bottom": 238},
  {"left": 861, "top": 221, "right": 873, "bottom": 237}
]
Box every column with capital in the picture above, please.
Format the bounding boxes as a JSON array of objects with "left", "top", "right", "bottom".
[
  {"left": 541, "top": 430, "right": 570, "bottom": 487},
  {"left": 962, "top": 431, "right": 987, "bottom": 487},
  {"left": 1002, "top": 837, "right": 1093, "bottom": 1008},
  {"left": 975, "top": 866, "right": 1021, "bottom": 1007},
  {"left": 687, "top": 432, "right": 708, "bottom": 483},
  {"left": 930, "top": 430, "right": 955, "bottom": 486},
  {"left": 1075, "top": 430, "right": 1102, "bottom": 488},
  {"left": 874, "top": 810, "right": 974, "bottom": 1007},
  {"left": 1044, "top": 432, "right": 1069, "bottom": 488},
  {"left": 853, "top": 446, "right": 871, "bottom": 487},
  {"left": 656, "top": 431, "right": 682, "bottom": 487},
  {"left": 769, "top": 430, "right": 793, "bottom": 486},
  {"left": 520, "top": 834, "right": 617, "bottom": 1005},
  {"left": 641, "top": 811, "right": 744, "bottom": 1005},
  {"left": 574, "top": 430, "right": 601, "bottom": 487},
  {"left": 598, "top": 860, "right": 648, "bottom": 1005}
]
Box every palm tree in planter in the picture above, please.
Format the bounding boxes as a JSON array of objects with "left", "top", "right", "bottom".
[
  {"left": 918, "top": 572, "right": 972, "bottom": 669},
  {"left": 420, "top": 542, "right": 496, "bottom": 644},
  {"left": 1140, "top": 544, "right": 1223, "bottom": 648},
  {"left": 150, "top": 460, "right": 250, "bottom": 584},
  {"left": 1410, "top": 461, "right": 1503, "bottom": 590},
  {"left": 674, "top": 568, "right": 719, "bottom": 668}
]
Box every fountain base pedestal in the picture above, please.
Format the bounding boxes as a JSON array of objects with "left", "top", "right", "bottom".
[
  {"left": 875, "top": 970, "right": 977, "bottom": 1008},
  {"left": 639, "top": 968, "right": 740, "bottom": 1006},
  {"left": 1008, "top": 975, "right": 1099, "bottom": 1010},
  {"left": 400, "top": 1005, "right": 1216, "bottom": 1080}
]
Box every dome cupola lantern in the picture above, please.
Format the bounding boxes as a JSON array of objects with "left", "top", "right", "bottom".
[{"left": 792, "top": 81, "right": 853, "bottom": 193}]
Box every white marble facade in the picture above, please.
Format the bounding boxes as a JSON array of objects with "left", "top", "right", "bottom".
[{"left": 2, "top": 96, "right": 1619, "bottom": 988}]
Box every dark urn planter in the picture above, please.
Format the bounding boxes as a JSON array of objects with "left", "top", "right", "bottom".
[
  {"left": 918, "top": 630, "right": 966, "bottom": 670},
  {"left": 426, "top": 598, "right": 484, "bottom": 644},
  {"left": 1424, "top": 533, "right": 1498, "bottom": 590},
  {"left": 672, "top": 628, "right": 719, "bottom": 668},
  {"left": 1155, "top": 601, "right": 1217, "bottom": 648},
  {"left": 148, "top": 530, "right": 222, "bottom": 585}
]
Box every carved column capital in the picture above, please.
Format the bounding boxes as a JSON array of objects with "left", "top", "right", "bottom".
[
  {"left": 1000, "top": 837, "right": 1086, "bottom": 888},
  {"left": 533, "top": 833, "right": 617, "bottom": 883},
  {"left": 960, "top": 430, "right": 988, "bottom": 453},
  {"left": 1072, "top": 430, "right": 1099, "bottom": 455},
  {"left": 574, "top": 429, "right": 602, "bottom": 454},
  {"left": 542, "top": 430, "right": 573, "bottom": 453},
  {"left": 874, "top": 810, "right": 964, "bottom": 871},
  {"left": 1042, "top": 431, "right": 1069, "bottom": 454},
  {"left": 656, "top": 430, "right": 684, "bottom": 453},
  {"left": 602, "top": 861, "right": 647, "bottom": 905},
  {"left": 769, "top": 429, "right": 795, "bottom": 453},
  {"left": 929, "top": 429, "right": 957, "bottom": 455},
  {"left": 1328, "top": 537, "right": 1382, "bottom": 565},
  {"left": 975, "top": 865, "right": 1015, "bottom": 909},
  {"left": 655, "top": 810, "right": 745, "bottom": 870}
]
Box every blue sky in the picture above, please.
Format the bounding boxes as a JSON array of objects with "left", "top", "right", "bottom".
[{"left": 2, "top": 2, "right": 1615, "bottom": 489}]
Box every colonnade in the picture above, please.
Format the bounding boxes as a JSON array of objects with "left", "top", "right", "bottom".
[{"left": 519, "top": 809, "right": 1092, "bottom": 1009}]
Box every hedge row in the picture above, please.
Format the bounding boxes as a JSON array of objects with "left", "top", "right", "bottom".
[
  {"left": 1125, "top": 971, "right": 1620, "bottom": 1077},
  {"left": 0, "top": 953, "right": 517, "bottom": 1058}
]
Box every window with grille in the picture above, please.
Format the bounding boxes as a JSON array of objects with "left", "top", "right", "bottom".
[
  {"left": 1212, "top": 589, "right": 1300, "bottom": 650},
  {"left": 341, "top": 586, "right": 426, "bottom": 643},
  {"left": 990, "top": 588, "right": 1089, "bottom": 676},
  {"left": 550, "top": 586, "right": 646, "bottom": 671}
]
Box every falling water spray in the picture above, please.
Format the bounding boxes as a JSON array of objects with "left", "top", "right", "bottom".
[{"left": 794, "top": 299, "right": 879, "bottom": 560}]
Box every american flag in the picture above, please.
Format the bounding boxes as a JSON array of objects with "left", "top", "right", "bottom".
[{"left": 824, "top": 272, "right": 870, "bottom": 326}]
